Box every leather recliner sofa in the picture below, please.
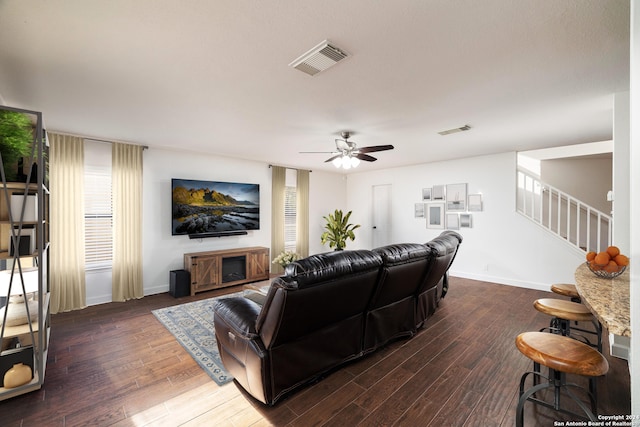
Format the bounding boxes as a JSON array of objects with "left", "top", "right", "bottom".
[{"left": 213, "top": 231, "right": 462, "bottom": 405}]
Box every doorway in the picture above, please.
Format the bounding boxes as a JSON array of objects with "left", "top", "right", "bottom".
[{"left": 372, "top": 184, "right": 392, "bottom": 248}]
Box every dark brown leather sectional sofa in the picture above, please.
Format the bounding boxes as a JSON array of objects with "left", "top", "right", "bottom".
[{"left": 212, "top": 231, "right": 462, "bottom": 405}]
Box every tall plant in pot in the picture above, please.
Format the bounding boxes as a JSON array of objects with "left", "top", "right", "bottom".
[
  {"left": 0, "top": 110, "right": 33, "bottom": 181},
  {"left": 320, "top": 209, "right": 360, "bottom": 250}
]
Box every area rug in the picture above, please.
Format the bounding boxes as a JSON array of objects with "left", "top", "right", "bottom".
[{"left": 152, "top": 292, "right": 242, "bottom": 386}]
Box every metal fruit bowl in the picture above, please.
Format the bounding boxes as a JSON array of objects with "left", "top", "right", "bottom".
[{"left": 586, "top": 261, "right": 627, "bottom": 279}]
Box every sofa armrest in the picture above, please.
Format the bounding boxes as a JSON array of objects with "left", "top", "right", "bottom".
[
  {"left": 213, "top": 296, "right": 272, "bottom": 403},
  {"left": 213, "top": 296, "right": 261, "bottom": 339}
]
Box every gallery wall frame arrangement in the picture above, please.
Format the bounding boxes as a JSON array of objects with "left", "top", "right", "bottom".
[{"left": 416, "top": 183, "right": 482, "bottom": 230}]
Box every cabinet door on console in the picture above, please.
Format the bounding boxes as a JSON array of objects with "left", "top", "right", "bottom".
[
  {"left": 191, "top": 255, "right": 220, "bottom": 291},
  {"left": 247, "top": 249, "right": 269, "bottom": 281}
]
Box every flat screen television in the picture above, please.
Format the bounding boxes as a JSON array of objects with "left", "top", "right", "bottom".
[{"left": 172, "top": 178, "right": 260, "bottom": 236}]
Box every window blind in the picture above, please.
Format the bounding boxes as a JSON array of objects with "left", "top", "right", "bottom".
[
  {"left": 284, "top": 185, "right": 297, "bottom": 252},
  {"left": 84, "top": 164, "right": 112, "bottom": 269}
]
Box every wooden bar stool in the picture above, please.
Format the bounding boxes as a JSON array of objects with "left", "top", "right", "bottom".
[
  {"left": 533, "top": 298, "right": 602, "bottom": 352},
  {"left": 551, "top": 283, "right": 581, "bottom": 303},
  {"left": 515, "top": 331, "right": 609, "bottom": 426}
]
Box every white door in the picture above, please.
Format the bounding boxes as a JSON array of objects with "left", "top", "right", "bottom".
[{"left": 372, "top": 184, "right": 392, "bottom": 248}]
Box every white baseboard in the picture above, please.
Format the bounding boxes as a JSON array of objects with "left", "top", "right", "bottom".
[
  {"left": 86, "top": 284, "right": 170, "bottom": 306},
  {"left": 450, "top": 270, "right": 551, "bottom": 292},
  {"left": 145, "top": 283, "right": 169, "bottom": 296}
]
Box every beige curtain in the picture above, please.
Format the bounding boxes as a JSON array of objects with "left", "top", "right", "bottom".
[
  {"left": 270, "top": 166, "right": 286, "bottom": 275},
  {"left": 112, "top": 142, "right": 143, "bottom": 301},
  {"left": 49, "top": 133, "right": 86, "bottom": 313},
  {"left": 296, "top": 169, "right": 309, "bottom": 258}
]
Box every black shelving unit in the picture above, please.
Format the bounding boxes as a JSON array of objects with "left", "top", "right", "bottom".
[{"left": 0, "top": 105, "right": 50, "bottom": 400}]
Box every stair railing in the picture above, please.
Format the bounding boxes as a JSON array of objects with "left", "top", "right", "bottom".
[{"left": 516, "top": 168, "right": 612, "bottom": 254}]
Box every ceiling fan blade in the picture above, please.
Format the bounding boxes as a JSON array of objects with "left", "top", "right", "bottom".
[
  {"left": 355, "top": 153, "right": 377, "bottom": 162},
  {"left": 324, "top": 154, "right": 343, "bottom": 163},
  {"left": 357, "top": 144, "right": 394, "bottom": 154},
  {"left": 300, "top": 151, "right": 337, "bottom": 154}
]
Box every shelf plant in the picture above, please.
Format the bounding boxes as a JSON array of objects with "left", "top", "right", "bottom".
[
  {"left": 320, "top": 209, "right": 360, "bottom": 250},
  {"left": 0, "top": 110, "right": 33, "bottom": 181}
]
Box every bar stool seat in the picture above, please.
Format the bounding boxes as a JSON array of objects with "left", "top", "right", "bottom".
[
  {"left": 534, "top": 298, "right": 592, "bottom": 322},
  {"left": 515, "top": 331, "right": 609, "bottom": 426},
  {"left": 551, "top": 283, "right": 581, "bottom": 302},
  {"left": 534, "top": 298, "right": 602, "bottom": 351}
]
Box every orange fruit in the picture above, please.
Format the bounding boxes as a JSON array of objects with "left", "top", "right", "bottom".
[
  {"left": 606, "top": 246, "right": 620, "bottom": 258},
  {"left": 604, "top": 260, "right": 620, "bottom": 273},
  {"left": 590, "top": 260, "right": 603, "bottom": 271},
  {"left": 593, "top": 251, "right": 611, "bottom": 266},
  {"left": 613, "top": 254, "right": 629, "bottom": 266},
  {"left": 586, "top": 251, "right": 597, "bottom": 262}
]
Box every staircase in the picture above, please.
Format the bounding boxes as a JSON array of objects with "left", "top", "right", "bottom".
[{"left": 516, "top": 168, "right": 612, "bottom": 254}]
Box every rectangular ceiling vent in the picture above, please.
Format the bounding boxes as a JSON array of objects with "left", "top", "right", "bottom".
[
  {"left": 289, "top": 40, "right": 348, "bottom": 76},
  {"left": 438, "top": 125, "right": 471, "bottom": 136}
]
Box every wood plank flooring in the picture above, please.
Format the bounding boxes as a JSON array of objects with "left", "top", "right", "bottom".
[{"left": 0, "top": 277, "right": 630, "bottom": 426}]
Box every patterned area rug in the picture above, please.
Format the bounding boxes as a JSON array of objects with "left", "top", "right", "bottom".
[{"left": 152, "top": 292, "right": 242, "bottom": 386}]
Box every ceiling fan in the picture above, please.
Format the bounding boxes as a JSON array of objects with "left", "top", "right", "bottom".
[{"left": 301, "top": 131, "right": 394, "bottom": 169}]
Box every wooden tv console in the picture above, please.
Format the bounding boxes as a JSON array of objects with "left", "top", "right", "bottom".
[{"left": 184, "top": 246, "right": 270, "bottom": 295}]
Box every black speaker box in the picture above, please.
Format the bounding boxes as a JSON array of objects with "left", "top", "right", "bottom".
[
  {"left": 170, "top": 269, "right": 190, "bottom": 298},
  {"left": 9, "top": 234, "right": 32, "bottom": 256}
]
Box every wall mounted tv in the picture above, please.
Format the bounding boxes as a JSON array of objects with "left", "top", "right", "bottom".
[{"left": 172, "top": 178, "right": 260, "bottom": 237}]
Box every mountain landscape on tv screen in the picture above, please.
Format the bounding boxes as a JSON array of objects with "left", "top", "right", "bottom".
[{"left": 172, "top": 180, "right": 259, "bottom": 235}]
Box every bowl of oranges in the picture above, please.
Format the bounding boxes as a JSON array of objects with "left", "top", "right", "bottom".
[{"left": 586, "top": 246, "right": 629, "bottom": 278}]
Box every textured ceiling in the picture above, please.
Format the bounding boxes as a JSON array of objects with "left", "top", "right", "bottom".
[{"left": 0, "top": 0, "right": 629, "bottom": 173}]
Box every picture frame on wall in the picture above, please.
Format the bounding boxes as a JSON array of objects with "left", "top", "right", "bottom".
[
  {"left": 432, "top": 185, "right": 445, "bottom": 201},
  {"left": 468, "top": 194, "right": 483, "bottom": 211},
  {"left": 427, "top": 203, "right": 445, "bottom": 229},
  {"left": 460, "top": 213, "right": 473, "bottom": 228},
  {"left": 446, "top": 213, "right": 460, "bottom": 230},
  {"left": 422, "top": 188, "right": 432, "bottom": 201},
  {"left": 414, "top": 203, "right": 425, "bottom": 218},
  {"left": 446, "top": 183, "right": 467, "bottom": 211}
]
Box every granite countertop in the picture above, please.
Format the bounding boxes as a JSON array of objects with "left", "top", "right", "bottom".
[{"left": 575, "top": 263, "right": 631, "bottom": 337}]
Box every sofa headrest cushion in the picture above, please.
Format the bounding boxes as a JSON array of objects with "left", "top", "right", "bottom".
[
  {"left": 440, "top": 230, "right": 463, "bottom": 244},
  {"left": 284, "top": 249, "right": 382, "bottom": 288},
  {"left": 426, "top": 238, "right": 455, "bottom": 257},
  {"left": 373, "top": 243, "right": 431, "bottom": 266}
]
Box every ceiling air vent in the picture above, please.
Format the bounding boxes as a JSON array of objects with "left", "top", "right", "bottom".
[
  {"left": 438, "top": 125, "right": 471, "bottom": 136},
  {"left": 289, "top": 40, "right": 348, "bottom": 76}
]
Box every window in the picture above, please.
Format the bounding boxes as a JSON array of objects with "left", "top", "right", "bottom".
[
  {"left": 284, "top": 169, "right": 298, "bottom": 253},
  {"left": 284, "top": 185, "right": 297, "bottom": 252},
  {"left": 84, "top": 141, "right": 112, "bottom": 269}
]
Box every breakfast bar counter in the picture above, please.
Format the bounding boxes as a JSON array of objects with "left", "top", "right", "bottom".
[{"left": 574, "top": 263, "right": 631, "bottom": 337}]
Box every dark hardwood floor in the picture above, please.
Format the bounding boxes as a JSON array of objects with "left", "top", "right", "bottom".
[{"left": 0, "top": 277, "right": 630, "bottom": 426}]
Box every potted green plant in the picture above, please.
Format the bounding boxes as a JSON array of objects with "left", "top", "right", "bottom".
[
  {"left": 0, "top": 110, "right": 33, "bottom": 181},
  {"left": 320, "top": 209, "right": 360, "bottom": 250}
]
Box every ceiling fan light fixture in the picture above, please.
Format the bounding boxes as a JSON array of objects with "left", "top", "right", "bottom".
[
  {"left": 332, "top": 156, "right": 343, "bottom": 168},
  {"left": 350, "top": 156, "right": 360, "bottom": 168}
]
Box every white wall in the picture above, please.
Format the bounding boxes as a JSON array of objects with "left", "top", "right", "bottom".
[
  {"left": 86, "top": 147, "right": 346, "bottom": 304},
  {"left": 614, "top": 91, "right": 631, "bottom": 254},
  {"left": 541, "top": 157, "right": 612, "bottom": 214},
  {"left": 141, "top": 149, "right": 269, "bottom": 296},
  {"left": 87, "top": 145, "right": 595, "bottom": 300},
  {"left": 346, "top": 152, "right": 584, "bottom": 291},
  {"left": 308, "top": 171, "right": 348, "bottom": 256}
]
